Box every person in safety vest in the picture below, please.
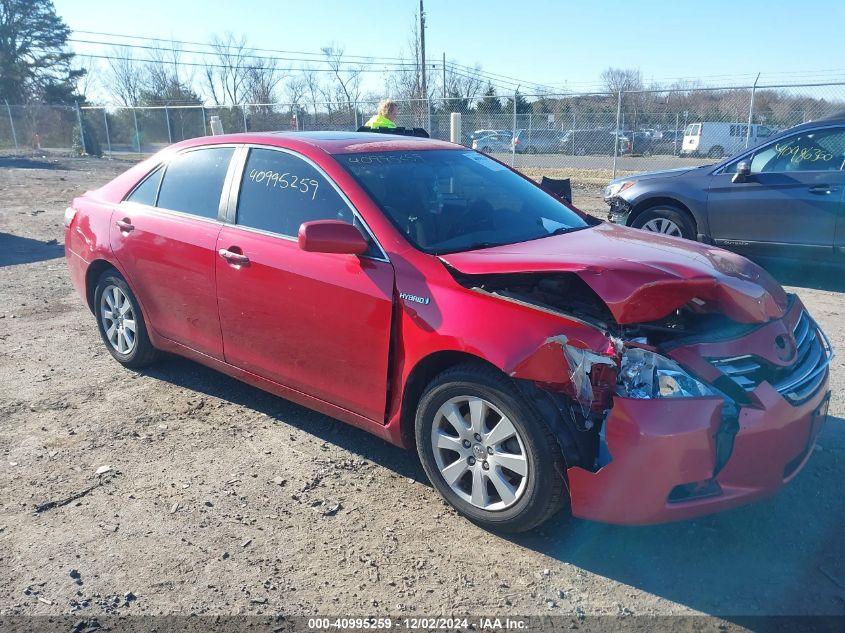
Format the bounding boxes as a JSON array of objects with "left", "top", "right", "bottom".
[{"left": 365, "top": 99, "right": 398, "bottom": 129}]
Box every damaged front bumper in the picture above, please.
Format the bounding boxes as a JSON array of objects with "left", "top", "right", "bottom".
[
  {"left": 568, "top": 383, "right": 829, "bottom": 524},
  {"left": 566, "top": 299, "right": 832, "bottom": 525},
  {"left": 605, "top": 197, "right": 632, "bottom": 225}
]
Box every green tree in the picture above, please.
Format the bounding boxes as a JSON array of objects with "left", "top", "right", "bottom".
[
  {"left": 477, "top": 83, "right": 502, "bottom": 116},
  {"left": 0, "top": 0, "right": 82, "bottom": 103},
  {"left": 503, "top": 91, "right": 530, "bottom": 115}
]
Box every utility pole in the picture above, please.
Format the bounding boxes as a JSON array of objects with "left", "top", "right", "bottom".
[
  {"left": 419, "top": 1, "right": 427, "bottom": 100},
  {"left": 745, "top": 72, "right": 760, "bottom": 149},
  {"left": 442, "top": 52, "right": 446, "bottom": 100}
]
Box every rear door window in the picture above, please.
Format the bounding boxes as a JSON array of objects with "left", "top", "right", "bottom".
[
  {"left": 157, "top": 147, "right": 235, "bottom": 219},
  {"left": 235, "top": 148, "right": 353, "bottom": 237}
]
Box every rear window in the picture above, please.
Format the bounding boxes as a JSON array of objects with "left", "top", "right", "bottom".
[
  {"left": 685, "top": 124, "right": 701, "bottom": 136},
  {"left": 338, "top": 149, "right": 590, "bottom": 254},
  {"left": 157, "top": 147, "right": 235, "bottom": 219}
]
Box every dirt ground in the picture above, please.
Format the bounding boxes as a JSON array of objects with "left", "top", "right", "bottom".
[{"left": 1, "top": 155, "right": 844, "bottom": 623}]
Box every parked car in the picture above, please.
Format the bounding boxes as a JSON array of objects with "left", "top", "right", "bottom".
[
  {"left": 469, "top": 129, "right": 510, "bottom": 145},
  {"left": 512, "top": 128, "right": 563, "bottom": 154},
  {"left": 651, "top": 129, "right": 684, "bottom": 155},
  {"left": 681, "top": 121, "right": 775, "bottom": 158},
  {"left": 65, "top": 130, "right": 831, "bottom": 532},
  {"left": 472, "top": 133, "right": 512, "bottom": 154},
  {"left": 560, "top": 129, "right": 630, "bottom": 155},
  {"left": 604, "top": 114, "right": 845, "bottom": 266},
  {"left": 626, "top": 131, "right": 657, "bottom": 156}
]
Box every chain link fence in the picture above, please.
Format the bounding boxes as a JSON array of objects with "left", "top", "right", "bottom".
[{"left": 2, "top": 82, "right": 844, "bottom": 178}]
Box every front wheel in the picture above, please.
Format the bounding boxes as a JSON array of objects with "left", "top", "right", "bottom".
[
  {"left": 415, "top": 364, "right": 568, "bottom": 533},
  {"left": 94, "top": 270, "right": 160, "bottom": 367},
  {"left": 631, "top": 205, "right": 696, "bottom": 240}
]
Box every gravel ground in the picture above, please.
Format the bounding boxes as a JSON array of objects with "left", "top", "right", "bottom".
[{"left": 1, "top": 156, "right": 844, "bottom": 622}]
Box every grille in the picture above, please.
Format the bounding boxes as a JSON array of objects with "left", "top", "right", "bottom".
[{"left": 712, "top": 311, "right": 832, "bottom": 404}]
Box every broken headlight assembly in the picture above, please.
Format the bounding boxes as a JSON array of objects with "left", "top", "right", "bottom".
[
  {"left": 617, "top": 348, "right": 716, "bottom": 399},
  {"left": 603, "top": 180, "right": 636, "bottom": 199}
]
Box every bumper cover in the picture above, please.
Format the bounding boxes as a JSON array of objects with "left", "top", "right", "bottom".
[
  {"left": 567, "top": 376, "right": 829, "bottom": 525},
  {"left": 605, "top": 197, "right": 631, "bottom": 225}
]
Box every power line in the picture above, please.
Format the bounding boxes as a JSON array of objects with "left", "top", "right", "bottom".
[
  {"left": 68, "top": 38, "right": 419, "bottom": 70},
  {"left": 72, "top": 29, "right": 410, "bottom": 63},
  {"left": 74, "top": 52, "right": 420, "bottom": 74}
]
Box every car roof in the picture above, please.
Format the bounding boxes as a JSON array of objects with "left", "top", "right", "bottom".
[{"left": 169, "top": 131, "right": 458, "bottom": 154}]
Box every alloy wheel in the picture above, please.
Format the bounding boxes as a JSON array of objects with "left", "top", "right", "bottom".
[
  {"left": 99, "top": 284, "right": 137, "bottom": 355},
  {"left": 430, "top": 395, "right": 529, "bottom": 511},
  {"left": 642, "top": 217, "right": 683, "bottom": 237}
]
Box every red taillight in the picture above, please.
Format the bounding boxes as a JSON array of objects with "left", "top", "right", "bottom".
[
  {"left": 64, "top": 206, "right": 77, "bottom": 228},
  {"left": 698, "top": 123, "right": 703, "bottom": 136},
  {"left": 514, "top": 138, "right": 520, "bottom": 145}
]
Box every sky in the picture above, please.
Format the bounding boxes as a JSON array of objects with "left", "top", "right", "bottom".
[{"left": 53, "top": 0, "right": 845, "bottom": 100}]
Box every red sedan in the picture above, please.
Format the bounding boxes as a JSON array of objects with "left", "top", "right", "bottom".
[{"left": 64, "top": 131, "right": 832, "bottom": 532}]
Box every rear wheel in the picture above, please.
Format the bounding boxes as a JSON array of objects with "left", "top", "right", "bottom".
[
  {"left": 708, "top": 145, "right": 724, "bottom": 159},
  {"left": 631, "top": 205, "right": 696, "bottom": 240},
  {"left": 415, "top": 364, "right": 568, "bottom": 533},
  {"left": 94, "top": 270, "right": 159, "bottom": 367}
]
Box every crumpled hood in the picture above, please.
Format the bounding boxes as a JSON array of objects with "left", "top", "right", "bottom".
[
  {"left": 607, "top": 165, "right": 704, "bottom": 185},
  {"left": 441, "top": 223, "right": 788, "bottom": 324}
]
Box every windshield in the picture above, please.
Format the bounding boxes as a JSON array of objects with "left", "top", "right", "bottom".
[{"left": 337, "top": 149, "right": 590, "bottom": 254}]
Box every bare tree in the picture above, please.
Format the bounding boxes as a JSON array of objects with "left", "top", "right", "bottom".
[
  {"left": 245, "top": 55, "right": 283, "bottom": 104},
  {"left": 320, "top": 45, "right": 364, "bottom": 110},
  {"left": 283, "top": 75, "right": 306, "bottom": 112},
  {"left": 145, "top": 42, "right": 185, "bottom": 100},
  {"left": 301, "top": 65, "right": 323, "bottom": 118},
  {"left": 600, "top": 67, "right": 643, "bottom": 94},
  {"left": 385, "top": 11, "right": 424, "bottom": 102},
  {"left": 203, "top": 33, "right": 252, "bottom": 105},
  {"left": 104, "top": 46, "right": 144, "bottom": 106},
  {"left": 442, "top": 63, "right": 484, "bottom": 112},
  {"left": 71, "top": 55, "right": 99, "bottom": 101}
]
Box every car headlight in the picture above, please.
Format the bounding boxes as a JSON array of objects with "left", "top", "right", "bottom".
[
  {"left": 617, "top": 348, "right": 716, "bottom": 399},
  {"left": 604, "top": 180, "right": 636, "bottom": 199}
]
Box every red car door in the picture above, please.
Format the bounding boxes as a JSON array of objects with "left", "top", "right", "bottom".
[
  {"left": 215, "top": 147, "right": 395, "bottom": 422},
  {"left": 110, "top": 146, "right": 236, "bottom": 359}
]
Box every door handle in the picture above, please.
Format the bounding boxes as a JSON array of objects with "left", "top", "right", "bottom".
[
  {"left": 115, "top": 218, "right": 134, "bottom": 232},
  {"left": 808, "top": 185, "right": 837, "bottom": 195},
  {"left": 218, "top": 248, "right": 250, "bottom": 266}
]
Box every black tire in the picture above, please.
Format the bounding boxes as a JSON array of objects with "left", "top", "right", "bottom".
[
  {"left": 631, "top": 205, "right": 696, "bottom": 240},
  {"left": 93, "top": 269, "right": 160, "bottom": 368},
  {"left": 415, "top": 363, "right": 569, "bottom": 533},
  {"left": 527, "top": 146, "right": 538, "bottom": 154},
  {"left": 708, "top": 145, "right": 724, "bottom": 159}
]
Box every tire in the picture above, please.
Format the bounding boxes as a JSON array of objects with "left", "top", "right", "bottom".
[
  {"left": 94, "top": 269, "right": 160, "bottom": 368},
  {"left": 415, "top": 363, "right": 569, "bottom": 533},
  {"left": 527, "top": 146, "right": 538, "bottom": 155},
  {"left": 631, "top": 205, "right": 696, "bottom": 240},
  {"left": 708, "top": 146, "right": 724, "bottom": 159}
]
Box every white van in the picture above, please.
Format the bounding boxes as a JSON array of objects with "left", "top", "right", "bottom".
[{"left": 681, "top": 122, "right": 774, "bottom": 158}]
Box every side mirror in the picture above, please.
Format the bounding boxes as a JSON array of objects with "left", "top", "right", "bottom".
[
  {"left": 732, "top": 161, "right": 751, "bottom": 183},
  {"left": 298, "top": 220, "right": 369, "bottom": 255}
]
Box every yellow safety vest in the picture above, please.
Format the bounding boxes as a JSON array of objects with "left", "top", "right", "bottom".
[{"left": 365, "top": 114, "right": 396, "bottom": 129}]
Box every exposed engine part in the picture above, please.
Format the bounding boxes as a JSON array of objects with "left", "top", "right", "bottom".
[{"left": 449, "top": 271, "right": 615, "bottom": 329}]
